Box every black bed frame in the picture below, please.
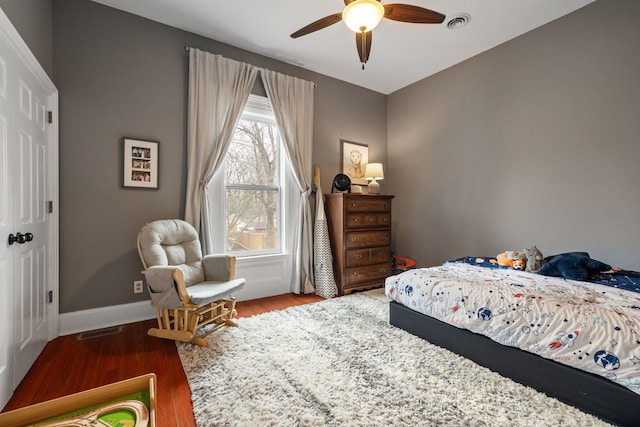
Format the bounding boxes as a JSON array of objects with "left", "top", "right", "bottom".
[{"left": 389, "top": 300, "right": 639, "bottom": 426}]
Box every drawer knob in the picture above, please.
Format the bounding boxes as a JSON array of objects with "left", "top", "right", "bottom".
[
  {"left": 369, "top": 218, "right": 374, "bottom": 222},
  {"left": 352, "top": 271, "right": 359, "bottom": 277},
  {"left": 351, "top": 237, "right": 359, "bottom": 242},
  {"left": 380, "top": 267, "right": 387, "bottom": 273},
  {"left": 354, "top": 254, "right": 362, "bottom": 260},
  {"left": 353, "top": 218, "right": 358, "bottom": 223},
  {"left": 377, "top": 251, "right": 384, "bottom": 256}
]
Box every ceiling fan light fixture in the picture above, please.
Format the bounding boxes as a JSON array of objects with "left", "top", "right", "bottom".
[{"left": 342, "top": 0, "right": 385, "bottom": 33}]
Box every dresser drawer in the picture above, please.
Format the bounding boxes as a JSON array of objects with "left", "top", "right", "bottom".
[
  {"left": 345, "top": 230, "right": 391, "bottom": 249},
  {"left": 370, "top": 247, "right": 391, "bottom": 264},
  {"left": 346, "top": 213, "right": 391, "bottom": 229},
  {"left": 345, "top": 263, "right": 391, "bottom": 286},
  {"left": 346, "top": 247, "right": 391, "bottom": 267},
  {"left": 345, "top": 197, "right": 391, "bottom": 213},
  {"left": 345, "top": 249, "right": 371, "bottom": 267}
]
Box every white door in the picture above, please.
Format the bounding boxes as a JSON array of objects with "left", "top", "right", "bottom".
[
  {"left": 0, "top": 9, "right": 58, "bottom": 410},
  {"left": 0, "top": 42, "right": 13, "bottom": 408},
  {"left": 12, "top": 54, "right": 50, "bottom": 388}
]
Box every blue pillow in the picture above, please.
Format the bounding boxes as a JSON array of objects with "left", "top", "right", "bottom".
[{"left": 538, "top": 252, "right": 611, "bottom": 281}]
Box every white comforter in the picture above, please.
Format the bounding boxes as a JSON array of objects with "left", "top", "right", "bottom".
[{"left": 385, "top": 261, "right": 640, "bottom": 395}]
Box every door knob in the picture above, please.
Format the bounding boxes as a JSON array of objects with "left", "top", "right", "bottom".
[
  {"left": 8, "top": 233, "right": 20, "bottom": 245},
  {"left": 8, "top": 232, "right": 33, "bottom": 245}
]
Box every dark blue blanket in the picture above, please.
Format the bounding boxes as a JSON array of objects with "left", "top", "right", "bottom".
[{"left": 448, "top": 256, "right": 640, "bottom": 294}]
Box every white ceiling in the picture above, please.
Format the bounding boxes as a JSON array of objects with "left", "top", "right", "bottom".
[{"left": 90, "top": 0, "right": 596, "bottom": 94}]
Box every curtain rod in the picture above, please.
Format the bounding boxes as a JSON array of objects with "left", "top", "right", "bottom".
[{"left": 183, "top": 46, "right": 317, "bottom": 87}]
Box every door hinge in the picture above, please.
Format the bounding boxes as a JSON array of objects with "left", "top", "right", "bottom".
[
  {"left": 48, "top": 290, "right": 53, "bottom": 304},
  {"left": 47, "top": 111, "right": 53, "bottom": 124},
  {"left": 48, "top": 200, "right": 53, "bottom": 213}
]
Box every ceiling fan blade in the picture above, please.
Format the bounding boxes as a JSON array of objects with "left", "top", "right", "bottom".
[
  {"left": 290, "top": 13, "right": 343, "bottom": 38},
  {"left": 355, "top": 30, "right": 373, "bottom": 67},
  {"left": 383, "top": 4, "right": 445, "bottom": 24}
]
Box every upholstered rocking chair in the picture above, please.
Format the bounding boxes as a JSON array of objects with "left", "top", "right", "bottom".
[{"left": 137, "top": 219, "right": 245, "bottom": 346}]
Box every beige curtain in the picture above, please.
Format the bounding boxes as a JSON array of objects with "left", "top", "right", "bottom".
[
  {"left": 184, "top": 49, "right": 258, "bottom": 252},
  {"left": 261, "top": 69, "right": 315, "bottom": 294}
]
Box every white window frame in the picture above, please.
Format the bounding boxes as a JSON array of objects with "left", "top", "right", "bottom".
[
  {"left": 206, "top": 94, "right": 303, "bottom": 300},
  {"left": 207, "top": 94, "right": 287, "bottom": 258}
]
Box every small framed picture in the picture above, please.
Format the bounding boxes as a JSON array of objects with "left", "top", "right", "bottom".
[
  {"left": 341, "top": 139, "right": 368, "bottom": 185},
  {"left": 123, "top": 138, "right": 158, "bottom": 188}
]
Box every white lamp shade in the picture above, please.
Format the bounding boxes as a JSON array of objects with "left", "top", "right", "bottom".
[
  {"left": 365, "top": 163, "right": 384, "bottom": 180},
  {"left": 342, "top": 0, "right": 385, "bottom": 33}
]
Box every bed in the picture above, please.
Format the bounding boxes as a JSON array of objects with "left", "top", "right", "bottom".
[{"left": 385, "top": 256, "right": 640, "bottom": 426}]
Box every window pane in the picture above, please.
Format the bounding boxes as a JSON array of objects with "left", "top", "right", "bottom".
[
  {"left": 225, "top": 119, "right": 279, "bottom": 186},
  {"left": 226, "top": 188, "right": 279, "bottom": 252}
]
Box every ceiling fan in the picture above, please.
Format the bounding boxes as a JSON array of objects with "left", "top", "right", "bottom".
[{"left": 290, "top": 0, "right": 445, "bottom": 69}]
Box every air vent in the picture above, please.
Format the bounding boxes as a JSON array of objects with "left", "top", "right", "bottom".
[
  {"left": 77, "top": 325, "right": 123, "bottom": 340},
  {"left": 447, "top": 13, "right": 471, "bottom": 30}
]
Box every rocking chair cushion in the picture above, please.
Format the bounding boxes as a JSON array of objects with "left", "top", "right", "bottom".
[
  {"left": 186, "top": 278, "right": 246, "bottom": 306},
  {"left": 138, "top": 219, "right": 205, "bottom": 286},
  {"left": 144, "top": 266, "right": 183, "bottom": 309},
  {"left": 202, "top": 254, "right": 234, "bottom": 281}
]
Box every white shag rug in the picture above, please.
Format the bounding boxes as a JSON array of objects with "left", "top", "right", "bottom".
[{"left": 178, "top": 289, "right": 610, "bottom": 426}]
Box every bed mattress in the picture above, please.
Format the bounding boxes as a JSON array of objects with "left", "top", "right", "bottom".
[{"left": 385, "top": 259, "right": 640, "bottom": 396}]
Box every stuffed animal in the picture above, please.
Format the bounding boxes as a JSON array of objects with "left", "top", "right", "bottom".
[
  {"left": 538, "top": 252, "right": 612, "bottom": 281},
  {"left": 491, "top": 251, "right": 526, "bottom": 270},
  {"left": 523, "top": 245, "right": 545, "bottom": 273}
]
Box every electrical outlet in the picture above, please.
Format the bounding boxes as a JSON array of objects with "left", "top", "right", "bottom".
[{"left": 134, "top": 280, "right": 144, "bottom": 294}]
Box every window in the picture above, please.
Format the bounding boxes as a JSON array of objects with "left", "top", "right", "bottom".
[{"left": 223, "top": 95, "right": 282, "bottom": 255}]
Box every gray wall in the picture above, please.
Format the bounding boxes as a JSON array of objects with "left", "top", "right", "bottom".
[
  {"left": 9, "top": 0, "right": 638, "bottom": 313},
  {"left": 52, "top": 0, "right": 387, "bottom": 313},
  {"left": 0, "top": 0, "right": 54, "bottom": 78},
  {"left": 387, "top": 0, "right": 640, "bottom": 270}
]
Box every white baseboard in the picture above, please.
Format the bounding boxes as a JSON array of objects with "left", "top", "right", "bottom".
[
  {"left": 59, "top": 300, "right": 156, "bottom": 336},
  {"left": 57, "top": 276, "right": 285, "bottom": 336}
]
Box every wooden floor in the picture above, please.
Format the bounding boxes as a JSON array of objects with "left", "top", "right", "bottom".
[{"left": 1, "top": 293, "right": 324, "bottom": 426}]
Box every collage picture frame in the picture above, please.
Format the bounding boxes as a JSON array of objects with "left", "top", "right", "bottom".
[{"left": 123, "top": 138, "right": 158, "bottom": 189}]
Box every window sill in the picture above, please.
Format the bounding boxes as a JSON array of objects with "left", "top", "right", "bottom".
[{"left": 234, "top": 252, "right": 288, "bottom": 265}]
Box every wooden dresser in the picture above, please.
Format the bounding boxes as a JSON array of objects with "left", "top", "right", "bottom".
[{"left": 325, "top": 194, "right": 394, "bottom": 295}]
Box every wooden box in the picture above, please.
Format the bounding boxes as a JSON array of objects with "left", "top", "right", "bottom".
[{"left": 0, "top": 373, "right": 156, "bottom": 427}]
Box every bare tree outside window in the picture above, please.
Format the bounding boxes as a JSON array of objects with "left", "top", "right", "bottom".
[{"left": 224, "top": 118, "right": 280, "bottom": 253}]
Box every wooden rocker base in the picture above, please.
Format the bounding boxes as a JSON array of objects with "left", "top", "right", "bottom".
[{"left": 147, "top": 299, "right": 238, "bottom": 347}]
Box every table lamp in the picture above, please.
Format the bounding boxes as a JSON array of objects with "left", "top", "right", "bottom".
[{"left": 364, "top": 163, "right": 383, "bottom": 194}]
